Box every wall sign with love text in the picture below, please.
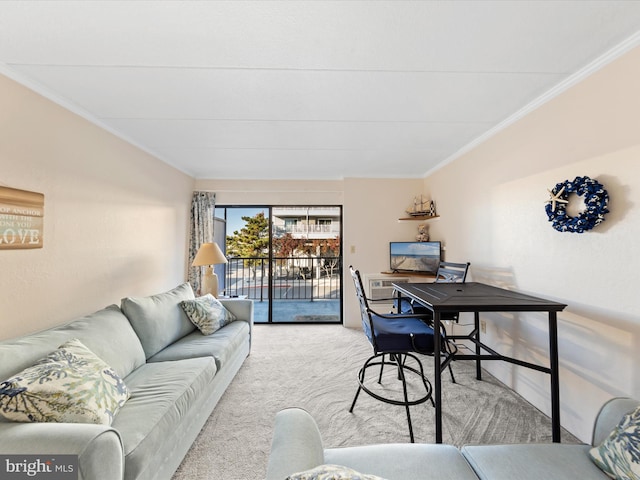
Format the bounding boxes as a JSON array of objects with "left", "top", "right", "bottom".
[{"left": 0, "top": 186, "right": 44, "bottom": 249}]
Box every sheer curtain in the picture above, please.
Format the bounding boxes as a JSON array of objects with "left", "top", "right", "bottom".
[{"left": 188, "top": 191, "right": 216, "bottom": 295}]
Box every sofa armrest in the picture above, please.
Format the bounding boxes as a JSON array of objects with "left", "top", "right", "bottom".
[
  {"left": 219, "top": 298, "right": 253, "bottom": 325},
  {"left": 220, "top": 298, "right": 254, "bottom": 349},
  {"left": 0, "top": 422, "right": 124, "bottom": 480},
  {"left": 592, "top": 397, "right": 640, "bottom": 446},
  {"left": 266, "top": 408, "right": 325, "bottom": 480}
]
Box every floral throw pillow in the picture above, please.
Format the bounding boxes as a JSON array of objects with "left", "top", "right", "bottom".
[
  {"left": 0, "top": 338, "right": 130, "bottom": 425},
  {"left": 180, "top": 294, "right": 237, "bottom": 335},
  {"left": 285, "top": 464, "right": 388, "bottom": 480},
  {"left": 589, "top": 405, "right": 640, "bottom": 480}
]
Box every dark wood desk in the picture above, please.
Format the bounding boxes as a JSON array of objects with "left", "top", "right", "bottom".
[{"left": 392, "top": 282, "right": 567, "bottom": 444}]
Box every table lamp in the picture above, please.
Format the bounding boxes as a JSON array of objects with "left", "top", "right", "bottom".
[{"left": 192, "top": 242, "right": 228, "bottom": 297}]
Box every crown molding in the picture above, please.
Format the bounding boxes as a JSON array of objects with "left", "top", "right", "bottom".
[
  {"left": 0, "top": 61, "right": 194, "bottom": 178},
  {"left": 424, "top": 30, "right": 640, "bottom": 178}
]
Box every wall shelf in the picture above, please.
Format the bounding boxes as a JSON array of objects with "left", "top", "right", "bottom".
[{"left": 398, "top": 214, "right": 440, "bottom": 221}]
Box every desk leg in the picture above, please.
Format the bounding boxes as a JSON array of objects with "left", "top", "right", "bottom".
[
  {"left": 475, "top": 311, "right": 482, "bottom": 380},
  {"left": 434, "top": 311, "right": 442, "bottom": 444},
  {"left": 549, "top": 311, "right": 561, "bottom": 442}
]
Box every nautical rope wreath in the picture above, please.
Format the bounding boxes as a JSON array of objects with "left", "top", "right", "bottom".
[{"left": 545, "top": 176, "right": 609, "bottom": 233}]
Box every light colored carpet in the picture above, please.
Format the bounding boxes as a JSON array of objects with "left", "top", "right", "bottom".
[{"left": 172, "top": 324, "right": 579, "bottom": 480}]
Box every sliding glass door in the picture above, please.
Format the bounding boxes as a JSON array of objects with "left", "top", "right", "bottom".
[{"left": 215, "top": 205, "right": 342, "bottom": 324}]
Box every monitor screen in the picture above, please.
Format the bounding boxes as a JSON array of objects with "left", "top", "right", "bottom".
[{"left": 390, "top": 241, "right": 441, "bottom": 274}]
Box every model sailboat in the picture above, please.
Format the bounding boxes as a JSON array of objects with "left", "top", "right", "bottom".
[{"left": 406, "top": 195, "right": 430, "bottom": 216}]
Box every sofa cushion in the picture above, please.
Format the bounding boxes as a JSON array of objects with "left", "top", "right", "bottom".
[
  {"left": 113, "top": 357, "right": 217, "bottom": 480},
  {"left": 286, "top": 464, "right": 388, "bottom": 480},
  {"left": 0, "top": 339, "right": 129, "bottom": 425},
  {"left": 179, "top": 294, "right": 237, "bottom": 335},
  {"left": 589, "top": 404, "right": 640, "bottom": 480},
  {"left": 324, "top": 443, "right": 479, "bottom": 480},
  {"left": 147, "top": 320, "right": 250, "bottom": 369},
  {"left": 0, "top": 305, "right": 145, "bottom": 384},
  {"left": 121, "top": 283, "right": 196, "bottom": 359},
  {"left": 461, "top": 444, "right": 607, "bottom": 480}
]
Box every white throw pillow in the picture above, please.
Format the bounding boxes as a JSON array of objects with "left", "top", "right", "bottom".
[
  {"left": 0, "top": 338, "right": 130, "bottom": 425},
  {"left": 589, "top": 404, "right": 640, "bottom": 480},
  {"left": 286, "top": 464, "right": 388, "bottom": 480},
  {"left": 180, "top": 294, "right": 237, "bottom": 335}
]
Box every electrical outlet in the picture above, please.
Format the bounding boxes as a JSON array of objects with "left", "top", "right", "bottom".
[{"left": 480, "top": 320, "right": 487, "bottom": 334}]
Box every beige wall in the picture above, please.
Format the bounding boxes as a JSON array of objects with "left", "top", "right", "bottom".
[
  {"left": 342, "top": 177, "right": 427, "bottom": 326},
  {"left": 424, "top": 46, "right": 640, "bottom": 441},
  {"left": 195, "top": 179, "right": 344, "bottom": 206},
  {"left": 0, "top": 74, "right": 195, "bottom": 339}
]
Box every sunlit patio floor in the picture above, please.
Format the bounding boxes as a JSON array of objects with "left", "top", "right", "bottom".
[{"left": 252, "top": 299, "right": 341, "bottom": 323}]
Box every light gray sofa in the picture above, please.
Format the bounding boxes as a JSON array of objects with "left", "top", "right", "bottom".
[
  {"left": 266, "top": 397, "right": 640, "bottom": 480},
  {"left": 0, "top": 283, "right": 253, "bottom": 480}
]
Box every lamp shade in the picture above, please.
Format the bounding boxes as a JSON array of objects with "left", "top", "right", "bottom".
[{"left": 192, "top": 242, "right": 228, "bottom": 266}]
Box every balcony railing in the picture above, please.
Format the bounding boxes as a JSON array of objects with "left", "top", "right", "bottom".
[
  {"left": 222, "top": 256, "right": 341, "bottom": 302},
  {"left": 272, "top": 224, "right": 340, "bottom": 236}
]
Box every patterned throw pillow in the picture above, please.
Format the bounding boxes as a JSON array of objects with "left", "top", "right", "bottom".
[
  {"left": 286, "top": 464, "right": 388, "bottom": 480},
  {"left": 589, "top": 405, "right": 640, "bottom": 480},
  {"left": 180, "top": 294, "right": 237, "bottom": 335},
  {"left": 0, "top": 338, "right": 130, "bottom": 425}
]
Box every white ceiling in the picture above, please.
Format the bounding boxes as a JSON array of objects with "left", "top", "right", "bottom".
[{"left": 1, "top": 1, "right": 640, "bottom": 180}]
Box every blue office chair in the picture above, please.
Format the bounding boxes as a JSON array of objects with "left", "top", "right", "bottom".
[{"left": 349, "top": 265, "right": 438, "bottom": 443}]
